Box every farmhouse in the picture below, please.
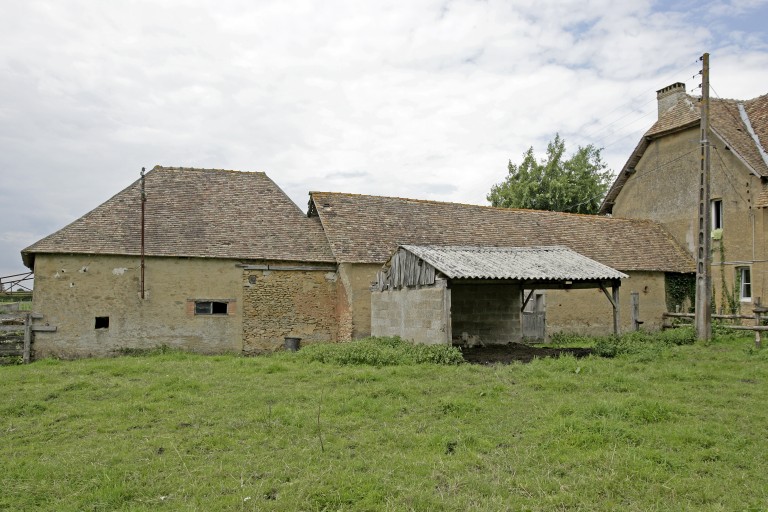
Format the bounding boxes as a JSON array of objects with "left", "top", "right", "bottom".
[
  {"left": 600, "top": 83, "right": 768, "bottom": 311},
  {"left": 22, "top": 166, "right": 694, "bottom": 357}
]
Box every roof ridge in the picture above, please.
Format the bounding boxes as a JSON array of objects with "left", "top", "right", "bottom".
[
  {"left": 310, "top": 191, "right": 643, "bottom": 221},
  {"left": 152, "top": 165, "right": 266, "bottom": 175},
  {"left": 402, "top": 244, "right": 572, "bottom": 251}
]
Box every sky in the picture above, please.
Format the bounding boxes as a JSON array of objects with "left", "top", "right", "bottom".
[{"left": 2, "top": 0, "right": 768, "bottom": 281}]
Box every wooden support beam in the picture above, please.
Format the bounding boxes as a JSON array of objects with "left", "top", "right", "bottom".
[
  {"left": 240, "top": 264, "right": 337, "bottom": 271},
  {"left": 521, "top": 289, "right": 535, "bottom": 312},
  {"left": 754, "top": 297, "right": 762, "bottom": 349},
  {"left": 23, "top": 313, "right": 31, "bottom": 364},
  {"left": 599, "top": 283, "right": 616, "bottom": 309},
  {"left": 631, "top": 292, "right": 642, "bottom": 331},
  {"left": 612, "top": 282, "right": 620, "bottom": 335},
  {"left": 31, "top": 326, "right": 57, "bottom": 332},
  {"left": 599, "top": 281, "right": 621, "bottom": 335}
]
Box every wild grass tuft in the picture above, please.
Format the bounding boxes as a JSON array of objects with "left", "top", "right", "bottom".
[
  {"left": 551, "top": 328, "right": 697, "bottom": 358},
  {"left": 294, "top": 336, "right": 465, "bottom": 366}
]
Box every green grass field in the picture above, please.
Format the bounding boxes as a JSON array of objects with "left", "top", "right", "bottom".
[{"left": 2, "top": 334, "right": 767, "bottom": 511}]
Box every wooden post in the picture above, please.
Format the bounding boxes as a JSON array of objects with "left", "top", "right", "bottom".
[
  {"left": 631, "top": 292, "right": 640, "bottom": 331},
  {"left": 754, "top": 297, "right": 762, "bottom": 349},
  {"left": 599, "top": 281, "right": 621, "bottom": 336},
  {"left": 23, "top": 312, "right": 31, "bottom": 364},
  {"left": 612, "top": 282, "right": 620, "bottom": 335}
]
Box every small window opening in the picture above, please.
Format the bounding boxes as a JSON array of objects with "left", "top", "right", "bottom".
[
  {"left": 195, "top": 301, "right": 229, "bottom": 315},
  {"left": 711, "top": 199, "right": 723, "bottom": 230},
  {"left": 95, "top": 316, "right": 109, "bottom": 329}
]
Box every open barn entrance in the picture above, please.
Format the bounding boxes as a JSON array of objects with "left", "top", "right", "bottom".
[{"left": 371, "top": 245, "right": 627, "bottom": 346}]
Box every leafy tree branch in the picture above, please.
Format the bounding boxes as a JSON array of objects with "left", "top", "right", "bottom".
[{"left": 488, "top": 134, "right": 613, "bottom": 214}]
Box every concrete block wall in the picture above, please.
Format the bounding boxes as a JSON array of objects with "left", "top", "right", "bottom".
[
  {"left": 242, "top": 267, "right": 338, "bottom": 354},
  {"left": 451, "top": 284, "right": 521, "bottom": 344},
  {"left": 371, "top": 286, "right": 450, "bottom": 345}
]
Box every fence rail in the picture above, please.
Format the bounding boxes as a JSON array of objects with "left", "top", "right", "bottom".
[
  {"left": 0, "top": 312, "right": 49, "bottom": 363},
  {"left": 662, "top": 297, "right": 767, "bottom": 348},
  {"left": 0, "top": 272, "right": 33, "bottom": 294}
]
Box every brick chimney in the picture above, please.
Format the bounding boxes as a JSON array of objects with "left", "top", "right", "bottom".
[{"left": 656, "top": 82, "right": 686, "bottom": 118}]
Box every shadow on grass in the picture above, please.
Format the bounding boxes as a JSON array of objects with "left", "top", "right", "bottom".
[{"left": 460, "top": 343, "right": 592, "bottom": 365}]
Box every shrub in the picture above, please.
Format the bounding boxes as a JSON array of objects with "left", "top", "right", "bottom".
[
  {"left": 655, "top": 327, "right": 696, "bottom": 346},
  {"left": 296, "top": 337, "right": 464, "bottom": 366}
]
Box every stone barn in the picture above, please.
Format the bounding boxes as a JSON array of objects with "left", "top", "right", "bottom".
[
  {"left": 22, "top": 166, "right": 340, "bottom": 358},
  {"left": 371, "top": 245, "right": 627, "bottom": 345}
]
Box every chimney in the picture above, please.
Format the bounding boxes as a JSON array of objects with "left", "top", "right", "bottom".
[{"left": 656, "top": 82, "right": 686, "bottom": 118}]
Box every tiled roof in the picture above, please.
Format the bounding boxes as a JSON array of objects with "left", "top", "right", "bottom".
[
  {"left": 644, "top": 95, "right": 700, "bottom": 137},
  {"left": 22, "top": 166, "right": 335, "bottom": 267},
  {"left": 756, "top": 182, "right": 768, "bottom": 208},
  {"left": 601, "top": 91, "right": 768, "bottom": 214},
  {"left": 309, "top": 192, "right": 694, "bottom": 273},
  {"left": 400, "top": 245, "right": 628, "bottom": 281}
]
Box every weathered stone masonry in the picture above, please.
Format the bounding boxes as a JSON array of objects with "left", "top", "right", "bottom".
[{"left": 242, "top": 265, "right": 339, "bottom": 353}]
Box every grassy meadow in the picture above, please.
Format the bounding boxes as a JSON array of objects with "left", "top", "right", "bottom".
[{"left": 2, "top": 333, "right": 767, "bottom": 511}]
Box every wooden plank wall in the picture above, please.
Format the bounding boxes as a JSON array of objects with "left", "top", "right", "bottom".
[{"left": 375, "top": 249, "right": 436, "bottom": 291}]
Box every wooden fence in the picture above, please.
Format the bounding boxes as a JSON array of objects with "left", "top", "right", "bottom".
[
  {"left": 662, "top": 297, "right": 767, "bottom": 348},
  {"left": 0, "top": 311, "right": 55, "bottom": 363}
]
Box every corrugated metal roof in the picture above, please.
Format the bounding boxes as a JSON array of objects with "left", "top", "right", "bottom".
[{"left": 400, "top": 245, "right": 628, "bottom": 281}]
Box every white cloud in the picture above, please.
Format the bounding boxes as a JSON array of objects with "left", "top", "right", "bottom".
[{"left": 1, "top": 0, "right": 767, "bottom": 277}]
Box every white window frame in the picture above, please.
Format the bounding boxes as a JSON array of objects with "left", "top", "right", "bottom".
[{"left": 737, "top": 266, "right": 751, "bottom": 302}]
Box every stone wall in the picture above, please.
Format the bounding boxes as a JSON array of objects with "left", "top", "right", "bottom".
[
  {"left": 450, "top": 283, "right": 522, "bottom": 344},
  {"left": 337, "top": 263, "right": 382, "bottom": 339},
  {"left": 31, "top": 254, "right": 244, "bottom": 358},
  {"left": 371, "top": 284, "right": 451, "bottom": 345},
  {"left": 546, "top": 272, "right": 668, "bottom": 337},
  {"left": 242, "top": 266, "right": 338, "bottom": 353}
]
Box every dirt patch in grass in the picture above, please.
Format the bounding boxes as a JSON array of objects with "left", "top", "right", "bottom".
[{"left": 460, "top": 342, "right": 592, "bottom": 364}]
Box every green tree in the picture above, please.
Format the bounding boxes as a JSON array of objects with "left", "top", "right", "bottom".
[{"left": 487, "top": 134, "right": 613, "bottom": 214}]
